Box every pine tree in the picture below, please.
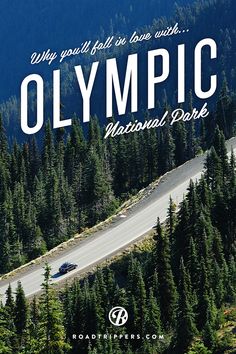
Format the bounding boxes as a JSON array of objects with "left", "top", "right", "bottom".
[
  {"left": 196, "top": 178, "right": 211, "bottom": 210},
  {"left": 29, "top": 136, "right": 41, "bottom": 186},
  {"left": 114, "top": 134, "right": 129, "bottom": 196},
  {"left": 196, "top": 259, "right": 217, "bottom": 330},
  {"left": 4, "top": 285, "right": 18, "bottom": 351},
  {"left": 127, "top": 255, "right": 140, "bottom": 294},
  {"left": 113, "top": 286, "right": 128, "bottom": 311},
  {"left": 195, "top": 213, "right": 212, "bottom": 262},
  {"left": 173, "top": 198, "right": 191, "bottom": 273},
  {"left": 0, "top": 113, "right": 9, "bottom": 161},
  {"left": 212, "top": 260, "right": 224, "bottom": 308},
  {"left": 62, "top": 283, "right": 74, "bottom": 341},
  {"left": 14, "top": 281, "right": 28, "bottom": 344},
  {"left": 204, "top": 147, "right": 223, "bottom": 190},
  {"left": 0, "top": 305, "right": 13, "bottom": 354},
  {"left": 142, "top": 113, "right": 158, "bottom": 183},
  {"left": 86, "top": 286, "right": 105, "bottom": 335},
  {"left": 158, "top": 122, "right": 175, "bottom": 174},
  {"left": 175, "top": 258, "right": 197, "bottom": 353},
  {"left": 127, "top": 295, "right": 139, "bottom": 337},
  {"left": 60, "top": 177, "right": 77, "bottom": 237},
  {"left": 37, "top": 263, "right": 70, "bottom": 354},
  {"left": 64, "top": 117, "right": 86, "bottom": 184},
  {"left": 172, "top": 119, "right": 187, "bottom": 165},
  {"left": 93, "top": 269, "right": 108, "bottom": 319},
  {"left": 227, "top": 256, "right": 236, "bottom": 303},
  {"left": 229, "top": 148, "right": 236, "bottom": 192},
  {"left": 104, "top": 117, "right": 117, "bottom": 172},
  {"left": 166, "top": 196, "right": 177, "bottom": 249},
  {"left": 186, "top": 91, "right": 197, "bottom": 159},
  {"left": 154, "top": 218, "right": 177, "bottom": 328},
  {"left": 44, "top": 168, "right": 63, "bottom": 248},
  {"left": 212, "top": 229, "right": 224, "bottom": 266},
  {"left": 88, "top": 117, "right": 103, "bottom": 157},
  {"left": 5, "top": 284, "right": 15, "bottom": 314},
  {"left": 145, "top": 288, "right": 161, "bottom": 335},
  {"left": 212, "top": 127, "right": 229, "bottom": 182},
  {"left": 216, "top": 73, "right": 233, "bottom": 138},
  {"left": 187, "top": 237, "right": 200, "bottom": 294},
  {"left": 203, "top": 320, "right": 217, "bottom": 350},
  {"left": 187, "top": 179, "right": 200, "bottom": 228},
  {"left": 106, "top": 268, "right": 117, "bottom": 303},
  {"left": 127, "top": 124, "right": 143, "bottom": 190},
  {"left": 10, "top": 140, "right": 20, "bottom": 187},
  {"left": 0, "top": 190, "right": 18, "bottom": 272},
  {"left": 152, "top": 270, "right": 160, "bottom": 301},
  {"left": 30, "top": 295, "right": 39, "bottom": 335},
  {"left": 82, "top": 149, "right": 116, "bottom": 226},
  {"left": 135, "top": 265, "right": 147, "bottom": 336},
  {"left": 43, "top": 120, "right": 55, "bottom": 175}
]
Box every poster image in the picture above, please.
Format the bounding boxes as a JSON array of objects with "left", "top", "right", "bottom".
[{"left": 0, "top": 1, "right": 235, "bottom": 353}]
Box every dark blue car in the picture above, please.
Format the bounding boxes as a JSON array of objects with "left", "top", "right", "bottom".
[{"left": 59, "top": 262, "right": 78, "bottom": 274}]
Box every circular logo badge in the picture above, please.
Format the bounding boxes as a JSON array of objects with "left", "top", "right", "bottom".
[{"left": 108, "top": 306, "right": 128, "bottom": 326}]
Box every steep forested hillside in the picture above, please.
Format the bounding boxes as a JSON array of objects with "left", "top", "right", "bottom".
[
  {"left": 0, "top": 83, "right": 235, "bottom": 275},
  {"left": 0, "top": 130, "right": 235, "bottom": 354},
  {"left": 0, "top": 2, "right": 235, "bottom": 353}
]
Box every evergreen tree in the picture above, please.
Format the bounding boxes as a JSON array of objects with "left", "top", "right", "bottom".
[
  {"left": 154, "top": 218, "right": 177, "bottom": 328},
  {"left": 0, "top": 305, "right": 13, "bottom": 354},
  {"left": 216, "top": 73, "right": 233, "bottom": 138},
  {"left": 187, "top": 237, "right": 200, "bottom": 294},
  {"left": 212, "top": 126, "right": 229, "bottom": 181},
  {"left": 134, "top": 265, "right": 147, "bottom": 336},
  {"left": 4, "top": 285, "right": 17, "bottom": 351},
  {"left": 14, "top": 281, "right": 28, "bottom": 344},
  {"left": 142, "top": 113, "right": 158, "bottom": 183},
  {"left": 202, "top": 320, "right": 217, "bottom": 350},
  {"left": 88, "top": 117, "right": 103, "bottom": 159},
  {"left": 186, "top": 91, "right": 197, "bottom": 159},
  {"left": 30, "top": 295, "right": 39, "bottom": 333},
  {"left": 174, "top": 258, "right": 197, "bottom": 353},
  {"left": 0, "top": 113, "right": 9, "bottom": 161},
  {"left": 37, "top": 263, "right": 70, "bottom": 354},
  {"left": 204, "top": 147, "right": 223, "bottom": 190},
  {"left": 145, "top": 288, "right": 161, "bottom": 335},
  {"left": 82, "top": 148, "right": 116, "bottom": 226},
  {"left": 196, "top": 259, "right": 212, "bottom": 330},
  {"left": 0, "top": 190, "right": 19, "bottom": 272},
  {"left": 173, "top": 198, "right": 191, "bottom": 272},
  {"left": 5, "top": 284, "right": 15, "bottom": 313},
  {"left": 43, "top": 121, "right": 55, "bottom": 175},
  {"left": 173, "top": 119, "right": 187, "bottom": 165},
  {"left": 166, "top": 196, "right": 177, "bottom": 249},
  {"left": 158, "top": 124, "right": 175, "bottom": 174},
  {"left": 114, "top": 133, "right": 129, "bottom": 196},
  {"left": 44, "top": 169, "right": 63, "bottom": 248}
]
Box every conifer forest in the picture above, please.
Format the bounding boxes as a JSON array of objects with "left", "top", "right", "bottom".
[
  {"left": 0, "top": 128, "right": 235, "bottom": 353},
  {"left": 0, "top": 0, "right": 236, "bottom": 353}
]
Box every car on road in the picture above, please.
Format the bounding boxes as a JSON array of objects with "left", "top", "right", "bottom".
[{"left": 59, "top": 262, "right": 78, "bottom": 274}]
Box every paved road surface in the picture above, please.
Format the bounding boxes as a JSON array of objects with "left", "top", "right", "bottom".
[{"left": 0, "top": 137, "right": 236, "bottom": 300}]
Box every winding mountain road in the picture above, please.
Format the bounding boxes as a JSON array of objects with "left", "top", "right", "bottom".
[{"left": 1, "top": 137, "right": 236, "bottom": 300}]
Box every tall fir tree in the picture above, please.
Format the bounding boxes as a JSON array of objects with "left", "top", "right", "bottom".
[
  {"left": 14, "top": 281, "right": 28, "bottom": 346},
  {"left": 37, "top": 263, "right": 70, "bottom": 354},
  {"left": 174, "top": 258, "right": 197, "bottom": 353},
  {"left": 154, "top": 218, "right": 177, "bottom": 328}
]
